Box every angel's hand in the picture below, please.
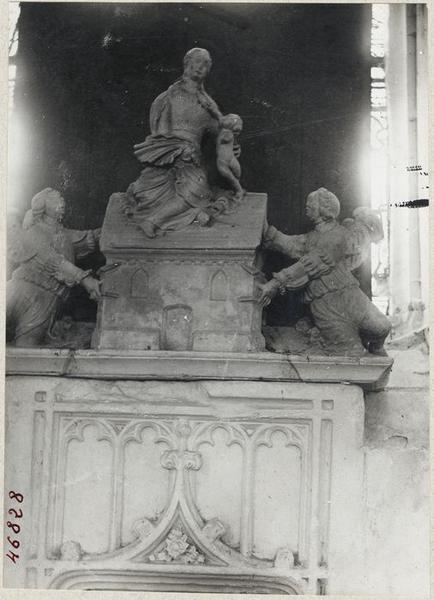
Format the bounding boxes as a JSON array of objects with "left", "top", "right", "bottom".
[{"left": 257, "top": 279, "right": 280, "bottom": 307}]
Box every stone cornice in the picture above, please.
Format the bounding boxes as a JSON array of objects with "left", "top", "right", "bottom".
[
  {"left": 101, "top": 192, "right": 267, "bottom": 254},
  {"left": 5, "top": 348, "right": 393, "bottom": 390}
]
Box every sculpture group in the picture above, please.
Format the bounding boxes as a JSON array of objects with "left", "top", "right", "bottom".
[
  {"left": 123, "top": 48, "right": 244, "bottom": 236},
  {"left": 6, "top": 48, "right": 391, "bottom": 356}
]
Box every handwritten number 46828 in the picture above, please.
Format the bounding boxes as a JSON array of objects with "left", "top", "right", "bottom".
[{"left": 5, "top": 491, "right": 23, "bottom": 564}]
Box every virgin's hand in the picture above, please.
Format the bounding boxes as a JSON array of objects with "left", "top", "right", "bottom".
[{"left": 82, "top": 276, "right": 102, "bottom": 301}]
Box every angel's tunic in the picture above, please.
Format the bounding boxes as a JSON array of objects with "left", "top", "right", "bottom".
[
  {"left": 6, "top": 221, "right": 99, "bottom": 344},
  {"left": 127, "top": 77, "right": 219, "bottom": 231},
  {"left": 263, "top": 221, "right": 391, "bottom": 355}
]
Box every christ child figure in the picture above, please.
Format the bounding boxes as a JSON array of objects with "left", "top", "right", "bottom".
[{"left": 216, "top": 113, "right": 243, "bottom": 200}]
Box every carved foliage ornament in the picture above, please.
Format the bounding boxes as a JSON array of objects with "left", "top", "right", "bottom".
[{"left": 148, "top": 525, "right": 206, "bottom": 565}]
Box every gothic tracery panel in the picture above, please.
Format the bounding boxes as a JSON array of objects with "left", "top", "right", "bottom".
[{"left": 61, "top": 421, "right": 114, "bottom": 554}]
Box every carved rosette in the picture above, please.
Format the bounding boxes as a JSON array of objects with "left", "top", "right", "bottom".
[{"left": 148, "top": 525, "right": 206, "bottom": 565}]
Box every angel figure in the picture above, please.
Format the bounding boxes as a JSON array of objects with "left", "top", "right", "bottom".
[
  {"left": 259, "top": 187, "right": 391, "bottom": 356},
  {"left": 6, "top": 188, "right": 102, "bottom": 347}
]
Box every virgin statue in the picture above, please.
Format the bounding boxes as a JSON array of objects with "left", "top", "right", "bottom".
[{"left": 124, "top": 48, "right": 241, "bottom": 237}]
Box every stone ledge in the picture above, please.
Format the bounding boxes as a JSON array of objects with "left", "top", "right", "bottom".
[
  {"left": 101, "top": 192, "right": 267, "bottom": 254},
  {"left": 6, "top": 348, "right": 393, "bottom": 390}
]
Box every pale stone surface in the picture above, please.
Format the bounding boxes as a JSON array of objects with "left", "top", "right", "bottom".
[
  {"left": 359, "top": 344, "right": 430, "bottom": 597},
  {"left": 361, "top": 446, "right": 429, "bottom": 596},
  {"left": 365, "top": 344, "right": 429, "bottom": 450},
  {"left": 4, "top": 374, "right": 365, "bottom": 594},
  {"left": 4, "top": 347, "right": 427, "bottom": 596},
  {"left": 94, "top": 192, "right": 267, "bottom": 352},
  {"left": 386, "top": 344, "right": 429, "bottom": 388}
]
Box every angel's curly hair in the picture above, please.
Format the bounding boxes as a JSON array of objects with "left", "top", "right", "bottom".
[
  {"left": 22, "top": 187, "right": 58, "bottom": 229},
  {"left": 307, "top": 187, "right": 340, "bottom": 220}
]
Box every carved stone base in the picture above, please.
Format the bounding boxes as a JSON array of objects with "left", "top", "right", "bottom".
[
  {"left": 5, "top": 363, "right": 368, "bottom": 594},
  {"left": 93, "top": 192, "right": 267, "bottom": 352}
]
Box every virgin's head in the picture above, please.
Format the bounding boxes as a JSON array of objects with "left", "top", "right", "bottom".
[
  {"left": 183, "top": 47, "right": 212, "bottom": 83},
  {"left": 23, "top": 188, "right": 66, "bottom": 229}
]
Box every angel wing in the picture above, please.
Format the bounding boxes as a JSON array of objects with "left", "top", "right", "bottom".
[{"left": 342, "top": 208, "right": 384, "bottom": 271}]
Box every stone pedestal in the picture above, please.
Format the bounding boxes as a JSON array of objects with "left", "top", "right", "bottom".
[
  {"left": 4, "top": 348, "right": 392, "bottom": 594},
  {"left": 93, "top": 193, "right": 267, "bottom": 352}
]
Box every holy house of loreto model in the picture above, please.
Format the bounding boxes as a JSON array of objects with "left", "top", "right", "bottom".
[{"left": 5, "top": 46, "right": 394, "bottom": 595}]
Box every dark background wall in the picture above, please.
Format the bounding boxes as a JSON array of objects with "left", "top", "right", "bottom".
[{"left": 11, "top": 2, "right": 372, "bottom": 324}]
